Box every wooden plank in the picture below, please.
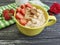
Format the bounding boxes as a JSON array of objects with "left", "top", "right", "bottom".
[{"left": 0, "top": 0, "right": 60, "bottom": 45}]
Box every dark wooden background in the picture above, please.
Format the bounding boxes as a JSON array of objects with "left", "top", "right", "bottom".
[{"left": 0, "top": 0, "right": 60, "bottom": 45}]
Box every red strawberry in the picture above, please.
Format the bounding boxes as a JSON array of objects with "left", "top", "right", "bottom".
[
  {"left": 20, "top": 9, "right": 25, "bottom": 16},
  {"left": 25, "top": 3, "right": 32, "bottom": 8},
  {"left": 3, "top": 9, "right": 11, "bottom": 20},
  {"left": 54, "top": 2, "right": 60, "bottom": 13},
  {"left": 16, "top": 12, "right": 24, "bottom": 19},
  {"left": 16, "top": 7, "right": 21, "bottom": 12},
  {"left": 50, "top": 7, "right": 59, "bottom": 14},
  {"left": 9, "top": 9, "right": 14, "bottom": 15},
  {"left": 19, "top": 18, "right": 27, "bottom": 25},
  {"left": 20, "top": 4, "right": 25, "bottom": 9},
  {"left": 3, "top": 9, "right": 9, "bottom": 15},
  {"left": 52, "top": 2, "right": 60, "bottom": 13},
  {"left": 4, "top": 13, "right": 11, "bottom": 20},
  {"left": 49, "top": 2, "right": 60, "bottom": 14}
]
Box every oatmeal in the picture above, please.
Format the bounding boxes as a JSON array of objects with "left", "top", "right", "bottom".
[
  {"left": 25, "top": 7, "right": 46, "bottom": 27},
  {"left": 16, "top": 3, "right": 46, "bottom": 28}
]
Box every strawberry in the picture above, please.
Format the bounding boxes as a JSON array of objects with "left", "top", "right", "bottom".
[
  {"left": 49, "top": 2, "right": 60, "bottom": 14},
  {"left": 50, "top": 7, "right": 59, "bottom": 14},
  {"left": 16, "top": 12, "right": 24, "bottom": 19},
  {"left": 20, "top": 9, "right": 25, "bottom": 16},
  {"left": 19, "top": 18, "right": 27, "bottom": 25},
  {"left": 3, "top": 9, "right": 9, "bottom": 15},
  {"left": 52, "top": 2, "right": 60, "bottom": 13},
  {"left": 16, "top": 7, "right": 21, "bottom": 12},
  {"left": 25, "top": 3, "right": 32, "bottom": 8},
  {"left": 54, "top": 2, "right": 60, "bottom": 13},
  {"left": 20, "top": 4, "right": 25, "bottom": 9},
  {"left": 3, "top": 9, "right": 11, "bottom": 20},
  {"left": 9, "top": 9, "right": 14, "bottom": 15},
  {"left": 4, "top": 13, "right": 11, "bottom": 20}
]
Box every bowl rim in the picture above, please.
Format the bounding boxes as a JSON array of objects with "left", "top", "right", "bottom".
[{"left": 14, "top": 4, "right": 49, "bottom": 29}]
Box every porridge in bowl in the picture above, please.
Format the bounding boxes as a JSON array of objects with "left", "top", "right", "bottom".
[
  {"left": 15, "top": 3, "right": 46, "bottom": 28},
  {"left": 14, "top": 3, "right": 56, "bottom": 36}
]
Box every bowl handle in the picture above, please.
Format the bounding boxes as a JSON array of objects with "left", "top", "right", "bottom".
[{"left": 46, "top": 15, "right": 57, "bottom": 27}]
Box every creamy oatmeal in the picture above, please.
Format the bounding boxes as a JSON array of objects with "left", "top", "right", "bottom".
[
  {"left": 16, "top": 3, "right": 46, "bottom": 28},
  {"left": 24, "top": 7, "right": 46, "bottom": 27}
]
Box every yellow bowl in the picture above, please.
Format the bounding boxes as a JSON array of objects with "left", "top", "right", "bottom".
[{"left": 14, "top": 4, "right": 56, "bottom": 36}]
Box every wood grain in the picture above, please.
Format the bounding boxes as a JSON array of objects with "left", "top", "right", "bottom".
[{"left": 0, "top": 0, "right": 60, "bottom": 45}]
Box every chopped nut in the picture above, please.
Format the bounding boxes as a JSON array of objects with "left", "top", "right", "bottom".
[
  {"left": 32, "top": 7, "right": 36, "bottom": 9},
  {"left": 37, "top": 9, "right": 43, "bottom": 14},
  {"left": 33, "top": 15, "right": 37, "bottom": 19},
  {"left": 30, "top": 8, "right": 37, "bottom": 15}
]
